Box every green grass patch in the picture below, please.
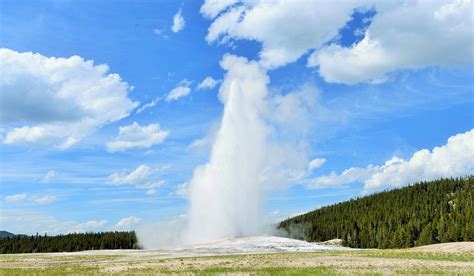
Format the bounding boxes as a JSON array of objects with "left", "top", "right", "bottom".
[
  {"left": 0, "top": 265, "right": 100, "bottom": 275},
  {"left": 342, "top": 249, "right": 474, "bottom": 262}
]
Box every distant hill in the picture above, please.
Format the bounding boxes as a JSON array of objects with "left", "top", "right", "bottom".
[
  {"left": 279, "top": 177, "right": 474, "bottom": 249},
  {"left": 0, "top": 231, "right": 16, "bottom": 239}
]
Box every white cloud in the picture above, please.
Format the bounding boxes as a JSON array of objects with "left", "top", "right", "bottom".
[
  {"left": 135, "top": 180, "right": 165, "bottom": 191},
  {"left": 307, "top": 129, "right": 474, "bottom": 193},
  {"left": 171, "top": 9, "right": 185, "bottom": 33},
  {"left": 0, "top": 48, "right": 138, "bottom": 148},
  {"left": 41, "top": 170, "right": 57, "bottom": 183},
  {"left": 197, "top": 76, "right": 220, "bottom": 90},
  {"left": 310, "top": 0, "right": 474, "bottom": 84},
  {"left": 166, "top": 86, "right": 191, "bottom": 101},
  {"left": 186, "top": 137, "right": 210, "bottom": 152},
  {"left": 186, "top": 121, "right": 220, "bottom": 154},
  {"left": 269, "top": 210, "right": 280, "bottom": 216},
  {"left": 203, "top": 0, "right": 362, "bottom": 68},
  {"left": 308, "top": 158, "right": 326, "bottom": 171},
  {"left": 153, "top": 28, "right": 169, "bottom": 39},
  {"left": 174, "top": 182, "right": 189, "bottom": 199},
  {"left": 33, "top": 195, "right": 57, "bottom": 205},
  {"left": 73, "top": 220, "right": 108, "bottom": 232},
  {"left": 136, "top": 97, "right": 161, "bottom": 113},
  {"left": 364, "top": 129, "right": 474, "bottom": 192},
  {"left": 106, "top": 122, "right": 169, "bottom": 152},
  {"left": 0, "top": 209, "right": 109, "bottom": 235},
  {"left": 307, "top": 166, "right": 379, "bottom": 188},
  {"left": 108, "top": 165, "right": 152, "bottom": 185},
  {"left": 116, "top": 216, "right": 141, "bottom": 229},
  {"left": 4, "top": 193, "right": 57, "bottom": 205},
  {"left": 145, "top": 189, "right": 157, "bottom": 195},
  {"left": 107, "top": 164, "right": 166, "bottom": 194},
  {"left": 5, "top": 193, "right": 27, "bottom": 203},
  {"left": 200, "top": 0, "right": 238, "bottom": 19},
  {"left": 203, "top": 0, "right": 473, "bottom": 82},
  {"left": 165, "top": 80, "right": 192, "bottom": 102}
]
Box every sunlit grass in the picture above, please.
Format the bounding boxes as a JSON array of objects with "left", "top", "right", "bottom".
[{"left": 1, "top": 248, "right": 473, "bottom": 275}]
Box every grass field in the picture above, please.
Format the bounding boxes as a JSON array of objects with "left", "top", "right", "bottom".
[{"left": 1, "top": 242, "right": 473, "bottom": 275}]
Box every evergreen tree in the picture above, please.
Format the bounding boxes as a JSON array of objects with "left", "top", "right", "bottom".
[
  {"left": 279, "top": 176, "right": 474, "bottom": 249},
  {"left": 418, "top": 224, "right": 434, "bottom": 246},
  {"left": 0, "top": 231, "right": 140, "bottom": 254}
]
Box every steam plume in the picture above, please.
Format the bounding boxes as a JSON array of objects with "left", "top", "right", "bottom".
[
  {"left": 137, "top": 55, "right": 311, "bottom": 248},
  {"left": 184, "top": 55, "right": 271, "bottom": 244}
]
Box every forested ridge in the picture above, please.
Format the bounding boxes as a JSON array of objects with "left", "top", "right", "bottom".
[
  {"left": 0, "top": 231, "right": 139, "bottom": 254},
  {"left": 279, "top": 177, "right": 474, "bottom": 248}
]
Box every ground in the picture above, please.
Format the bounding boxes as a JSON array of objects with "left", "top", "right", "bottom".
[{"left": 1, "top": 240, "right": 473, "bottom": 275}]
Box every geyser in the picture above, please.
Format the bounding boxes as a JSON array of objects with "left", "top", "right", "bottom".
[
  {"left": 137, "top": 54, "right": 311, "bottom": 248},
  {"left": 184, "top": 55, "right": 271, "bottom": 244}
]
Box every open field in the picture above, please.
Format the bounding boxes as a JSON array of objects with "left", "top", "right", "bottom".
[{"left": 1, "top": 241, "right": 473, "bottom": 275}]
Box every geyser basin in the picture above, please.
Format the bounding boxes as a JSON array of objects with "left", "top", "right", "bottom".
[{"left": 171, "top": 236, "right": 350, "bottom": 256}]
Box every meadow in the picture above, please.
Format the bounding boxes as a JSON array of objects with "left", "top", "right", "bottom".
[{"left": 1, "top": 242, "right": 473, "bottom": 275}]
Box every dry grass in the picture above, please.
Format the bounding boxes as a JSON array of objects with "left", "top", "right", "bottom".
[{"left": 1, "top": 242, "right": 473, "bottom": 275}]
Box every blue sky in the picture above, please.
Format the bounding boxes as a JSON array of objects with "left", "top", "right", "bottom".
[{"left": 0, "top": 0, "right": 473, "bottom": 235}]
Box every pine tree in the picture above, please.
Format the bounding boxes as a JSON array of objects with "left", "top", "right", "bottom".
[{"left": 279, "top": 176, "right": 474, "bottom": 249}]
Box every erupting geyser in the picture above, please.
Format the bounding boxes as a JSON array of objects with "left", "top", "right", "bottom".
[
  {"left": 184, "top": 55, "right": 271, "bottom": 244},
  {"left": 137, "top": 54, "right": 310, "bottom": 248}
]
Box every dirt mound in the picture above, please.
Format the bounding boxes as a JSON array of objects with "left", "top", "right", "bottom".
[
  {"left": 319, "top": 239, "right": 344, "bottom": 246},
  {"left": 410, "top": 242, "right": 474, "bottom": 253}
]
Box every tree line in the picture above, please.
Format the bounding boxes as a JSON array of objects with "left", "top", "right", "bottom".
[
  {"left": 278, "top": 176, "right": 474, "bottom": 248},
  {"left": 0, "top": 231, "right": 140, "bottom": 254}
]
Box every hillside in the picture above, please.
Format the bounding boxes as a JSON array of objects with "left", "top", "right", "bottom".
[
  {"left": 278, "top": 177, "right": 474, "bottom": 248},
  {"left": 0, "top": 231, "right": 15, "bottom": 239}
]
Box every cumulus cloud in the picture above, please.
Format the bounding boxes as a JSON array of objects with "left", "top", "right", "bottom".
[
  {"left": 202, "top": 0, "right": 473, "bottom": 81},
  {"left": 0, "top": 48, "right": 138, "bottom": 148},
  {"left": 165, "top": 80, "right": 192, "bottom": 102},
  {"left": 116, "top": 216, "right": 141, "bottom": 229},
  {"left": 203, "top": 0, "right": 362, "bottom": 68},
  {"left": 106, "top": 122, "right": 169, "bottom": 152},
  {"left": 171, "top": 9, "right": 185, "bottom": 33},
  {"left": 307, "top": 129, "right": 474, "bottom": 193},
  {"left": 308, "top": 158, "right": 326, "bottom": 171},
  {"left": 200, "top": 0, "right": 238, "bottom": 19},
  {"left": 311, "top": 0, "right": 474, "bottom": 84},
  {"left": 4, "top": 193, "right": 27, "bottom": 203},
  {"left": 107, "top": 164, "right": 166, "bottom": 194},
  {"left": 197, "top": 76, "right": 220, "bottom": 90}
]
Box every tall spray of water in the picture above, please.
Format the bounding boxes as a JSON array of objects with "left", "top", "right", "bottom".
[
  {"left": 137, "top": 54, "right": 312, "bottom": 248},
  {"left": 184, "top": 55, "right": 271, "bottom": 244}
]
